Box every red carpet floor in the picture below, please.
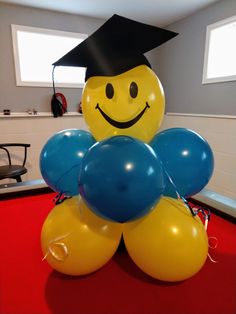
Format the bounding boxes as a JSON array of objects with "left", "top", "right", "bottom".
[{"left": 0, "top": 192, "right": 235, "bottom": 314}]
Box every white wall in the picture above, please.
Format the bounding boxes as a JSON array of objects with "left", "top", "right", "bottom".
[
  {"left": 0, "top": 114, "right": 88, "bottom": 184},
  {"left": 1, "top": 113, "right": 235, "bottom": 201}
]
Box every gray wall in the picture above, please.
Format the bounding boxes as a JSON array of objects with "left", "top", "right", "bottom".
[
  {"left": 151, "top": 0, "right": 236, "bottom": 115},
  {"left": 0, "top": 3, "right": 105, "bottom": 113},
  {"left": 1, "top": 1, "right": 235, "bottom": 115}
]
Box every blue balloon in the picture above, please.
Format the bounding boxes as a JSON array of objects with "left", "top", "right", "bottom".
[
  {"left": 150, "top": 128, "right": 214, "bottom": 198},
  {"left": 79, "top": 136, "right": 165, "bottom": 223},
  {"left": 40, "top": 129, "right": 95, "bottom": 196}
]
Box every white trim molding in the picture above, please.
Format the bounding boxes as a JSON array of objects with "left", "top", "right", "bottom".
[{"left": 166, "top": 112, "right": 236, "bottom": 119}]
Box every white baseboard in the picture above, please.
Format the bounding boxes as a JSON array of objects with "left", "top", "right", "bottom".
[
  {"left": 193, "top": 188, "right": 236, "bottom": 218},
  {"left": 0, "top": 179, "right": 47, "bottom": 194}
]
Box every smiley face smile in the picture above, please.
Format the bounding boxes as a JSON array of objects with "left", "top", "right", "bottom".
[
  {"left": 82, "top": 65, "right": 165, "bottom": 142},
  {"left": 95, "top": 102, "right": 150, "bottom": 129}
]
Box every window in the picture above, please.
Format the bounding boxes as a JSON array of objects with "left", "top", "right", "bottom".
[
  {"left": 202, "top": 15, "right": 236, "bottom": 84},
  {"left": 11, "top": 25, "right": 87, "bottom": 88}
]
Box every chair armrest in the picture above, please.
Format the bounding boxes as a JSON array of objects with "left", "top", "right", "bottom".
[
  {"left": 0, "top": 144, "right": 31, "bottom": 166},
  {"left": 0, "top": 143, "right": 30, "bottom": 148},
  {"left": 0, "top": 147, "right": 11, "bottom": 165}
]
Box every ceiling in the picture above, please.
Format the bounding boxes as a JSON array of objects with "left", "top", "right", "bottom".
[{"left": 0, "top": 0, "right": 219, "bottom": 26}]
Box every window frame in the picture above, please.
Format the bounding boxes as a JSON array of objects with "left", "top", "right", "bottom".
[
  {"left": 202, "top": 15, "right": 236, "bottom": 84},
  {"left": 11, "top": 24, "right": 87, "bottom": 88}
]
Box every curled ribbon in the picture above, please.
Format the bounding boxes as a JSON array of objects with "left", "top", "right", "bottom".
[{"left": 207, "top": 236, "right": 218, "bottom": 263}]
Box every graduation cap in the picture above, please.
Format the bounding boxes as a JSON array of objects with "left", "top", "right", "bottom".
[{"left": 53, "top": 14, "right": 178, "bottom": 81}]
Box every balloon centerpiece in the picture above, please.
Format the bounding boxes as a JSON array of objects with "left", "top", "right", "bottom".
[{"left": 40, "top": 15, "right": 214, "bottom": 281}]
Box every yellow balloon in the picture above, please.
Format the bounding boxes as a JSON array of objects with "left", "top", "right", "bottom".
[
  {"left": 41, "top": 196, "right": 122, "bottom": 275},
  {"left": 82, "top": 65, "right": 165, "bottom": 143},
  {"left": 123, "top": 197, "right": 208, "bottom": 282}
]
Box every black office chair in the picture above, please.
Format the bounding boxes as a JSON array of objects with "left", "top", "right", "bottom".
[{"left": 0, "top": 143, "right": 31, "bottom": 182}]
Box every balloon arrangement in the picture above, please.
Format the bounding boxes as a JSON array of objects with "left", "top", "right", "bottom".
[{"left": 40, "top": 15, "right": 214, "bottom": 282}]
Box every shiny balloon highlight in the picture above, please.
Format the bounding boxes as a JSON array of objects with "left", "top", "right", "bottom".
[
  {"left": 123, "top": 197, "right": 208, "bottom": 281},
  {"left": 40, "top": 129, "right": 95, "bottom": 196},
  {"left": 41, "top": 196, "right": 122, "bottom": 275},
  {"left": 79, "top": 136, "right": 165, "bottom": 222},
  {"left": 150, "top": 128, "right": 214, "bottom": 198}
]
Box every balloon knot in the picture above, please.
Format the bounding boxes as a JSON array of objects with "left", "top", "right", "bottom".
[{"left": 42, "top": 233, "right": 71, "bottom": 262}]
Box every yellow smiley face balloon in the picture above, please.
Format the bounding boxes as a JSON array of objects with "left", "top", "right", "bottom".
[{"left": 82, "top": 65, "right": 165, "bottom": 143}]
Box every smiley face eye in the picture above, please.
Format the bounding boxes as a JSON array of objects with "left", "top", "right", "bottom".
[
  {"left": 105, "top": 83, "right": 114, "bottom": 99},
  {"left": 129, "top": 82, "right": 138, "bottom": 98}
]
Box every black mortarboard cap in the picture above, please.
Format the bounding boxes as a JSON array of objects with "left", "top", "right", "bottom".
[{"left": 53, "top": 14, "right": 178, "bottom": 81}]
